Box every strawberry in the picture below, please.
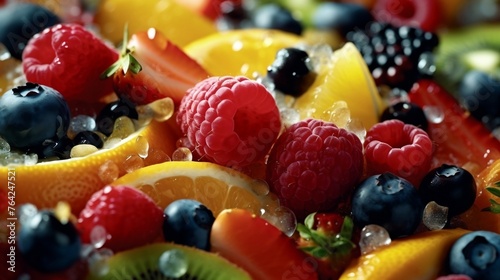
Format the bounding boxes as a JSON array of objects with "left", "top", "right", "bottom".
[
  {"left": 297, "top": 212, "right": 357, "bottom": 280},
  {"left": 101, "top": 27, "right": 210, "bottom": 106},
  {"left": 372, "top": 0, "right": 442, "bottom": 32},
  {"left": 408, "top": 79, "right": 500, "bottom": 174},
  {"left": 210, "top": 208, "right": 318, "bottom": 280},
  {"left": 77, "top": 185, "right": 164, "bottom": 252}
]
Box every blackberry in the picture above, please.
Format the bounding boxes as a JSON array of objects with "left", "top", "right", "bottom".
[
  {"left": 95, "top": 98, "right": 138, "bottom": 136},
  {"left": 347, "top": 22, "right": 439, "bottom": 90}
]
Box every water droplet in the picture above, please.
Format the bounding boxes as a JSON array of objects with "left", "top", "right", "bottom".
[
  {"left": 123, "top": 154, "right": 144, "bottom": 173},
  {"left": 250, "top": 179, "right": 270, "bottom": 196},
  {"left": 359, "top": 224, "right": 392, "bottom": 254},
  {"left": 98, "top": 160, "right": 120, "bottom": 184},
  {"left": 109, "top": 116, "right": 135, "bottom": 140},
  {"left": 423, "top": 106, "right": 444, "bottom": 124},
  {"left": 423, "top": 201, "right": 449, "bottom": 231},
  {"left": 261, "top": 206, "right": 297, "bottom": 237},
  {"left": 418, "top": 52, "right": 436, "bottom": 76},
  {"left": 135, "top": 136, "right": 150, "bottom": 158},
  {"left": 68, "top": 115, "right": 97, "bottom": 138},
  {"left": 90, "top": 225, "right": 108, "bottom": 249},
  {"left": 18, "top": 204, "right": 37, "bottom": 225},
  {"left": 70, "top": 144, "right": 99, "bottom": 158},
  {"left": 172, "top": 147, "right": 193, "bottom": 161},
  {"left": 87, "top": 249, "right": 112, "bottom": 277},
  {"left": 148, "top": 97, "right": 175, "bottom": 122},
  {"left": 0, "top": 137, "right": 11, "bottom": 154},
  {"left": 158, "top": 249, "right": 189, "bottom": 278}
]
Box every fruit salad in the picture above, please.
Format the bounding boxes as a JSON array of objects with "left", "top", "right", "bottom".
[{"left": 2, "top": 0, "right": 500, "bottom": 279}]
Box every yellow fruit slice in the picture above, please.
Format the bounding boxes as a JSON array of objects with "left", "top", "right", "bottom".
[
  {"left": 94, "top": 0, "right": 218, "bottom": 47},
  {"left": 184, "top": 29, "right": 303, "bottom": 77},
  {"left": 293, "top": 42, "right": 385, "bottom": 130},
  {"left": 340, "top": 228, "right": 470, "bottom": 280},
  {"left": 110, "top": 161, "right": 280, "bottom": 217}
]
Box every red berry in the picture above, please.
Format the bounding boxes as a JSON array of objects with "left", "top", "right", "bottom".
[
  {"left": 436, "top": 275, "right": 473, "bottom": 280},
  {"left": 364, "top": 119, "right": 433, "bottom": 186},
  {"left": 372, "top": 0, "right": 442, "bottom": 32},
  {"left": 176, "top": 76, "right": 282, "bottom": 168},
  {"left": 22, "top": 23, "right": 118, "bottom": 102},
  {"left": 266, "top": 119, "right": 364, "bottom": 220},
  {"left": 77, "top": 185, "right": 163, "bottom": 252}
]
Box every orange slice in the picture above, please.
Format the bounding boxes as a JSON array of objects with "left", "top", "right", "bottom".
[
  {"left": 94, "top": 0, "right": 218, "bottom": 47},
  {"left": 340, "top": 228, "right": 469, "bottom": 280},
  {"left": 293, "top": 42, "right": 386, "bottom": 130},
  {"left": 0, "top": 118, "right": 180, "bottom": 216},
  {"left": 109, "top": 161, "right": 281, "bottom": 217},
  {"left": 183, "top": 29, "right": 303, "bottom": 77}
]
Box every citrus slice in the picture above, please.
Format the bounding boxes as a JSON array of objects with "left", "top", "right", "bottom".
[
  {"left": 293, "top": 42, "right": 386, "bottom": 130},
  {"left": 94, "top": 0, "right": 218, "bottom": 47},
  {"left": 183, "top": 29, "right": 303, "bottom": 77},
  {"left": 109, "top": 161, "right": 280, "bottom": 217},
  {"left": 340, "top": 228, "right": 470, "bottom": 280},
  {"left": 0, "top": 118, "right": 180, "bottom": 216}
]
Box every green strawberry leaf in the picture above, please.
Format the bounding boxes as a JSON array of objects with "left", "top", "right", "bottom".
[{"left": 483, "top": 181, "right": 500, "bottom": 214}]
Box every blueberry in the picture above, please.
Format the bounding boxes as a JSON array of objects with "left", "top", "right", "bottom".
[
  {"left": 40, "top": 136, "right": 74, "bottom": 160},
  {"left": 419, "top": 164, "right": 476, "bottom": 218},
  {"left": 163, "top": 199, "right": 215, "bottom": 251},
  {"left": 351, "top": 173, "right": 423, "bottom": 238},
  {"left": 0, "top": 2, "right": 60, "bottom": 60},
  {"left": 73, "top": 131, "right": 104, "bottom": 149},
  {"left": 311, "top": 2, "right": 374, "bottom": 37},
  {"left": 95, "top": 98, "right": 138, "bottom": 136},
  {"left": 266, "top": 47, "right": 317, "bottom": 97},
  {"left": 0, "top": 82, "right": 70, "bottom": 150},
  {"left": 380, "top": 101, "right": 428, "bottom": 131},
  {"left": 448, "top": 231, "right": 500, "bottom": 280},
  {"left": 458, "top": 70, "right": 500, "bottom": 131},
  {"left": 252, "top": 4, "right": 303, "bottom": 35},
  {"left": 18, "top": 210, "right": 81, "bottom": 273}
]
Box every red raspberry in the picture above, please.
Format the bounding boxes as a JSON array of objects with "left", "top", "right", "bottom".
[
  {"left": 77, "top": 185, "right": 163, "bottom": 252},
  {"left": 176, "top": 76, "right": 282, "bottom": 168},
  {"left": 266, "top": 119, "right": 364, "bottom": 221},
  {"left": 364, "top": 119, "right": 433, "bottom": 186},
  {"left": 436, "top": 275, "right": 472, "bottom": 280},
  {"left": 22, "top": 23, "right": 118, "bottom": 102}
]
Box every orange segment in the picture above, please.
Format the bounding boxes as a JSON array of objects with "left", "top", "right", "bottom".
[
  {"left": 340, "top": 228, "right": 469, "bottom": 280},
  {"left": 293, "top": 42, "right": 386, "bottom": 130},
  {"left": 109, "top": 161, "right": 280, "bottom": 216},
  {"left": 94, "top": 0, "right": 218, "bottom": 47},
  {"left": 183, "top": 29, "right": 303, "bottom": 77}
]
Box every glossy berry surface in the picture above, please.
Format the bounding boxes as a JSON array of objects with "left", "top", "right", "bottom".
[
  {"left": 364, "top": 119, "right": 433, "bottom": 186},
  {"left": 458, "top": 70, "right": 500, "bottom": 131},
  {"left": 380, "top": 101, "right": 428, "bottom": 131},
  {"left": 0, "top": 2, "right": 60, "bottom": 60},
  {"left": 163, "top": 199, "right": 215, "bottom": 251},
  {"left": 73, "top": 131, "right": 104, "bottom": 149},
  {"left": 351, "top": 173, "right": 423, "bottom": 238},
  {"left": 266, "top": 47, "right": 317, "bottom": 97},
  {"left": 177, "top": 76, "right": 281, "bottom": 168},
  {"left": 252, "top": 4, "right": 303, "bottom": 35},
  {"left": 40, "top": 136, "right": 74, "bottom": 160},
  {"left": 311, "top": 2, "right": 374, "bottom": 37},
  {"left": 419, "top": 164, "right": 476, "bottom": 217},
  {"left": 22, "top": 23, "right": 119, "bottom": 102},
  {"left": 266, "top": 118, "right": 364, "bottom": 221},
  {"left": 448, "top": 231, "right": 500, "bottom": 280},
  {"left": 0, "top": 82, "right": 70, "bottom": 150},
  {"left": 95, "top": 98, "right": 138, "bottom": 136},
  {"left": 18, "top": 210, "right": 81, "bottom": 273}
]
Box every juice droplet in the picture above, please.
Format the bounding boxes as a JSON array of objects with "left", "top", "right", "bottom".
[
  {"left": 261, "top": 206, "right": 297, "bottom": 237},
  {"left": 124, "top": 154, "right": 144, "bottom": 173},
  {"left": 359, "top": 224, "right": 391, "bottom": 255},
  {"left": 98, "top": 160, "right": 120, "bottom": 184},
  {"left": 250, "top": 179, "right": 270, "bottom": 196},
  {"left": 109, "top": 116, "right": 135, "bottom": 140},
  {"left": 422, "top": 201, "right": 448, "bottom": 231},
  {"left": 172, "top": 147, "right": 193, "bottom": 161},
  {"left": 149, "top": 97, "right": 175, "bottom": 122},
  {"left": 423, "top": 105, "right": 444, "bottom": 124},
  {"left": 135, "top": 136, "right": 150, "bottom": 158},
  {"left": 90, "top": 225, "right": 108, "bottom": 249},
  {"left": 158, "top": 249, "right": 188, "bottom": 278}
]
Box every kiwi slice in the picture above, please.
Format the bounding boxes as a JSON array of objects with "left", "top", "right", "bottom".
[{"left": 86, "top": 243, "right": 251, "bottom": 280}]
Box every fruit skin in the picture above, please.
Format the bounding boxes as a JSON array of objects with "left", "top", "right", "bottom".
[
  {"left": 177, "top": 76, "right": 281, "bottom": 168},
  {"left": 311, "top": 2, "right": 373, "bottom": 37},
  {"left": 364, "top": 119, "right": 433, "bottom": 186},
  {"left": 210, "top": 208, "right": 318, "bottom": 280},
  {"left": 266, "top": 118, "right": 364, "bottom": 221},
  {"left": 22, "top": 23, "right": 118, "bottom": 102},
  {"left": 252, "top": 3, "right": 303, "bottom": 35},
  {"left": 351, "top": 173, "right": 423, "bottom": 238},
  {"left": 162, "top": 199, "right": 215, "bottom": 251},
  {"left": 0, "top": 82, "right": 70, "bottom": 151},
  {"left": 448, "top": 231, "right": 500, "bottom": 280},
  {"left": 77, "top": 185, "right": 164, "bottom": 252},
  {"left": 419, "top": 164, "right": 476, "bottom": 217},
  {"left": 107, "top": 29, "right": 210, "bottom": 105},
  {"left": 458, "top": 70, "right": 500, "bottom": 131},
  {"left": 0, "top": 2, "right": 60, "bottom": 60},
  {"left": 372, "top": 0, "right": 442, "bottom": 32},
  {"left": 18, "top": 210, "right": 81, "bottom": 273},
  {"left": 380, "top": 101, "right": 428, "bottom": 131},
  {"left": 408, "top": 79, "right": 500, "bottom": 174}
]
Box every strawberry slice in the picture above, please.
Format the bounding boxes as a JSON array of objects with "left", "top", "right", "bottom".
[
  {"left": 210, "top": 209, "right": 318, "bottom": 280},
  {"left": 408, "top": 79, "right": 500, "bottom": 175},
  {"left": 102, "top": 28, "right": 210, "bottom": 105}
]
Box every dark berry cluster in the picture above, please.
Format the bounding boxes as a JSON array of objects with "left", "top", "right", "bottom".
[{"left": 347, "top": 22, "right": 439, "bottom": 90}]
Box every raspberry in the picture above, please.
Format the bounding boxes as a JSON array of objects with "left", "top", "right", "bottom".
[
  {"left": 364, "top": 119, "right": 433, "bottom": 186},
  {"left": 22, "top": 23, "right": 118, "bottom": 102},
  {"left": 436, "top": 275, "right": 473, "bottom": 280},
  {"left": 77, "top": 185, "right": 163, "bottom": 252},
  {"left": 266, "top": 119, "right": 364, "bottom": 220},
  {"left": 176, "top": 76, "right": 282, "bottom": 168}
]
